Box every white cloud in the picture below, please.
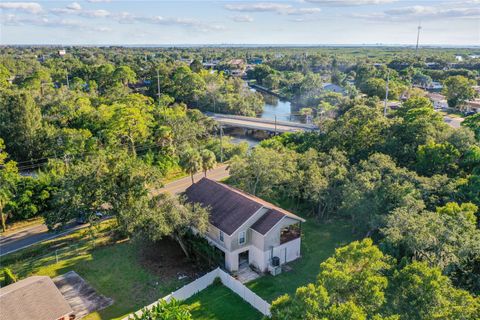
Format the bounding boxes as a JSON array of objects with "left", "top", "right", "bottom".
[
  {"left": 66, "top": 2, "right": 82, "bottom": 11},
  {"left": 51, "top": 4, "right": 111, "bottom": 18},
  {"left": 145, "top": 16, "right": 225, "bottom": 32},
  {"left": 225, "top": 2, "right": 321, "bottom": 15},
  {"left": 0, "top": 2, "right": 43, "bottom": 14},
  {"left": 385, "top": 5, "right": 480, "bottom": 18},
  {"left": 353, "top": 5, "right": 480, "bottom": 20},
  {"left": 232, "top": 15, "right": 254, "bottom": 22},
  {"left": 304, "top": 0, "right": 396, "bottom": 5},
  {"left": 2, "top": 14, "right": 111, "bottom": 32}
]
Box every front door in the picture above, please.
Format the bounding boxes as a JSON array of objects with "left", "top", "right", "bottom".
[{"left": 239, "top": 250, "right": 249, "bottom": 269}]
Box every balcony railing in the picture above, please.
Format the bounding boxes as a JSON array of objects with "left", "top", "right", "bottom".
[{"left": 280, "top": 224, "right": 301, "bottom": 244}]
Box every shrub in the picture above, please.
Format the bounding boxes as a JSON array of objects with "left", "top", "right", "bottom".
[
  {"left": 2, "top": 268, "right": 17, "bottom": 286},
  {"left": 130, "top": 298, "right": 191, "bottom": 320}
]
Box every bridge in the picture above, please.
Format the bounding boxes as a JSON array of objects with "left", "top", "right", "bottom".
[{"left": 208, "top": 113, "right": 317, "bottom": 133}]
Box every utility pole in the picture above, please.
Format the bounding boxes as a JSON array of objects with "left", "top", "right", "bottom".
[
  {"left": 156, "top": 69, "right": 161, "bottom": 108},
  {"left": 384, "top": 69, "right": 390, "bottom": 117},
  {"left": 415, "top": 23, "right": 422, "bottom": 56},
  {"left": 274, "top": 115, "right": 277, "bottom": 135},
  {"left": 219, "top": 126, "right": 223, "bottom": 163}
]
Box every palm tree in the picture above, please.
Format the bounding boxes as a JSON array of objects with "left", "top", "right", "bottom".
[
  {"left": 179, "top": 148, "right": 202, "bottom": 184},
  {"left": 200, "top": 149, "right": 216, "bottom": 177}
]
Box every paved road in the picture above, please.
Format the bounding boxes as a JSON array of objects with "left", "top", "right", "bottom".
[
  {"left": 443, "top": 115, "right": 464, "bottom": 128},
  {"left": 0, "top": 165, "right": 230, "bottom": 257},
  {"left": 156, "top": 164, "right": 229, "bottom": 195}
]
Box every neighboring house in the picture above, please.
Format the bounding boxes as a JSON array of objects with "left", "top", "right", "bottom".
[
  {"left": 227, "top": 59, "right": 246, "bottom": 77},
  {"left": 427, "top": 92, "right": 449, "bottom": 109},
  {"left": 0, "top": 276, "right": 73, "bottom": 320},
  {"left": 465, "top": 99, "right": 480, "bottom": 113},
  {"left": 322, "top": 83, "right": 346, "bottom": 94},
  {"left": 185, "top": 178, "right": 305, "bottom": 273},
  {"left": 58, "top": 49, "right": 66, "bottom": 56}
]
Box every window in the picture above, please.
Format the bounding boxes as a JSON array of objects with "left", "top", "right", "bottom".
[
  {"left": 238, "top": 230, "right": 246, "bottom": 245},
  {"left": 219, "top": 231, "right": 224, "bottom": 242}
]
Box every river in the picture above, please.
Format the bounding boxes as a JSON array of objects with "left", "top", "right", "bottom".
[
  {"left": 224, "top": 88, "right": 301, "bottom": 147},
  {"left": 253, "top": 89, "right": 302, "bottom": 123}
]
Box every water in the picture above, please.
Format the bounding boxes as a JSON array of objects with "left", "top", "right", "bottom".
[
  {"left": 251, "top": 89, "right": 302, "bottom": 123},
  {"left": 225, "top": 87, "right": 301, "bottom": 147}
]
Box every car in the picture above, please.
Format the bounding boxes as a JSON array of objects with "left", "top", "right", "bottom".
[{"left": 76, "top": 211, "right": 104, "bottom": 225}]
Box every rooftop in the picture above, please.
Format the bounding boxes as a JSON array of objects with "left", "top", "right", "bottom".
[
  {"left": 185, "top": 178, "right": 304, "bottom": 235},
  {"left": 0, "top": 276, "right": 73, "bottom": 320}
]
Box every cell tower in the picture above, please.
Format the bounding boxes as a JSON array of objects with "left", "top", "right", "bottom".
[{"left": 415, "top": 23, "right": 422, "bottom": 56}]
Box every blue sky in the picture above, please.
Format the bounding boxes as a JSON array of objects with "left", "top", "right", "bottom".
[{"left": 1, "top": 0, "right": 479, "bottom": 45}]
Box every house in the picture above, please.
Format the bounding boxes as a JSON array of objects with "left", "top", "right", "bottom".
[
  {"left": 322, "top": 83, "right": 346, "bottom": 94},
  {"left": 465, "top": 99, "right": 480, "bottom": 114},
  {"left": 227, "top": 59, "right": 246, "bottom": 77},
  {"left": 58, "top": 49, "right": 66, "bottom": 56},
  {"left": 0, "top": 276, "right": 73, "bottom": 320},
  {"left": 427, "top": 92, "right": 449, "bottom": 109},
  {"left": 185, "top": 178, "right": 305, "bottom": 273}
]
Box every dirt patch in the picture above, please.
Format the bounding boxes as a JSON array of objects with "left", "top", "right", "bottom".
[{"left": 138, "top": 238, "right": 204, "bottom": 281}]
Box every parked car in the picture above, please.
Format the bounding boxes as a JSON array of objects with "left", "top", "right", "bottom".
[{"left": 76, "top": 211, "right": 103, "bottom": 225}]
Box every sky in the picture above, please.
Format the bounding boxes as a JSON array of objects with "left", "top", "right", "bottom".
[{"left": 0, "top": 0, "right": 479, "bottom": 45}]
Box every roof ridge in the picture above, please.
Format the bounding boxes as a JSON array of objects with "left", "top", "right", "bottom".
[{"left": 201, "top": 178, "right": 305, "bottom": 222}]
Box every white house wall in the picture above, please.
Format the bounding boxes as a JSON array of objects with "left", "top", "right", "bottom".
[
  {"left": 263, "top": 216, "right": 300, "bottom": 251},
  {"left": 263, "top": 237, "right": 301, "bottom": 267}
]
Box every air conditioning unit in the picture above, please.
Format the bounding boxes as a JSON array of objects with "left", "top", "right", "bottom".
[{"left": 268, "top": 265, "right": 282, "bottom": 276}]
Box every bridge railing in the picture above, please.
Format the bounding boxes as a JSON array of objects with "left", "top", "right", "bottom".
[{"left": 208, "top": 113, "right": 317, "bottom": 130}]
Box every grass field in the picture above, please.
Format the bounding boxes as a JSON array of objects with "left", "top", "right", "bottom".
[
  {"left": 240, "top": 193, "right": 359, "bottom": 303},
  {"left": 0, "top": 221, "right": 190, "bottom": 320},
  {"left": 247, "top": 218, "right": 357, "bottom": 302},
  {"left": 184, "top": 282, "right": 262, "bottom": 320}
]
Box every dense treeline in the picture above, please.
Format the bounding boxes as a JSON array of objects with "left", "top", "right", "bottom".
[{"left": 229, "top": 95, "right": 480, "bottom": 295}]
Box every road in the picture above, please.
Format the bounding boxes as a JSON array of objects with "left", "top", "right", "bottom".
[
  {"left": 443, "top": 115, "right": 464, "bottom": 128},
  {"left": 0, "top": 165, "right": 230, "bottom": 257}
]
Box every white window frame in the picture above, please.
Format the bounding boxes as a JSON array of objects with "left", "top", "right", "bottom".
[
  {"left": 219, "top": 231, "right": 224, "bottom": 242},
  {"left": 238, "top": 230, "right": 246, "bottom": 245}
]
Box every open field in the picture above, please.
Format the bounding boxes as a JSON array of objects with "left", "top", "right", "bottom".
[{"left": 184, "top": 282, "right": 262, "bottom": 320}]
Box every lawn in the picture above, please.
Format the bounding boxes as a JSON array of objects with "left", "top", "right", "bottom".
[
  {"left": 0, "top": 221, "right": 191, "bottom": 320},
  {"left": 184, "top": 282, "right": 263, "bottom": 320},
  {"left": 247, "top": 218, "right": 357, "bottom": 302},
  {"left": 245, "top": 198, "right": 358, "bottom": 302}
]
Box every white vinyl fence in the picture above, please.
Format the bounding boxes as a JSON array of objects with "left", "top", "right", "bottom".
[{"left": 124, "top": 268, "right": 271, "bottom": 319}]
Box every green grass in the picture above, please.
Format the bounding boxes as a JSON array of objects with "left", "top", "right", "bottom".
[
  {"left": 184, "top": 282, "right": 263, "bottom": 320},
  {"left": 0, "top": 221, "right": 188, "bottom": 320},
  {"left": 247, "top": 218, "right": 357, "bottom": 302}
]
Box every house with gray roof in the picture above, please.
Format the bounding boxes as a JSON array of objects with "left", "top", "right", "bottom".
[
  {"left": 185, "top": 178, "right": 305, "bottom": 273},
  {"left": 0, "top": 276, "right": 73, "bottom": 320}
]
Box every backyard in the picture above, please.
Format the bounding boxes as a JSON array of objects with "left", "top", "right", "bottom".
[
  {"left": 184, "top": 282, "right": 262, "bottom": 320},
  {"left": 0, "top": 221, "right": 196, "bottom": 320}
]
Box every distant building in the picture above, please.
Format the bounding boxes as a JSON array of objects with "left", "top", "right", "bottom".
[
  {"left": 427, "top": 93, "right": 449, "bottom": 109},
  {"left": 178, "top": 58, "right": 194, "bottom": 64},
  {"left": 58, "top": 49, "right": 66, "bottom": 56},
  {"left": 0, "top": 276, "right": 73, "bottom": 320},
  {"left": 465, "top": 99, "right": 480, "bottom": 114},
  {"left": 203, "top": 59, "right": 221, "bottom": 69},
  {"left": 322, "top": 83, "right": 346, "bottom": 94},
  {"left": 248, "top": 57, "right": 263, "bottom": 65},
  {"left": 227, "top": 58, "right": 246, "bottom": 77}
]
